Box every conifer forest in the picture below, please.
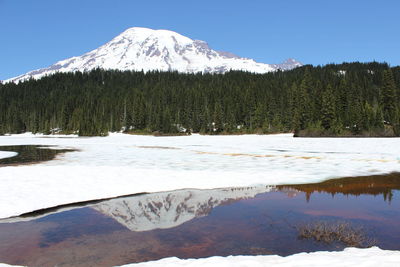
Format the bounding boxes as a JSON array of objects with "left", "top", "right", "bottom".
[{"left": 0, "top": 62, "right": 399, "bottom": 136}]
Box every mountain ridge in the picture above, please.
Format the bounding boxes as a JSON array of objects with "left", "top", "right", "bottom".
[{"left": 4, "top": 27, "right": 302, "bottom": 83}]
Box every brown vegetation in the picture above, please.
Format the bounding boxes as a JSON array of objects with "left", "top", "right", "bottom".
[{"left": 297, "top": 221, "right": 376, "bottom": 247}]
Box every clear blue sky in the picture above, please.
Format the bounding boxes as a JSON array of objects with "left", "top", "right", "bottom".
[{"left": 1, "top": 0, "right": 399, "bottom": 80}]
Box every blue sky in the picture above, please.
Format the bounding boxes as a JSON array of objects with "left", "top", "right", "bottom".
[{"left": 1, "top": 0, "right": 399, "bottom": 80}]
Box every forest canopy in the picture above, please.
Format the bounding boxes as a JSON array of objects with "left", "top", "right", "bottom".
[{"left": 0, "top": 62, "right": 399, "bottom": 137}]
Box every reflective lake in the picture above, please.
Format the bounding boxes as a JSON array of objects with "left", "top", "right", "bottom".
[
  {"left": 0, "top": 174, "right": 399, "bottom": 267},
  {"left": 0, "top": 145, "right": 76, "bottom": 167}
]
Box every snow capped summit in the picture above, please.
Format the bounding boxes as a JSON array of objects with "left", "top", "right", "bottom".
[
  {"left": 272, "top": 58, "right": 303, "bottom": 71},
  {"left": 5, "top": 27, "right": 302, "bottom": 83}
]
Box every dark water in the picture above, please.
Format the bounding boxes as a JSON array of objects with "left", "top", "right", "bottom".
[
  {"left": 0, "top": 145, "right": 76, "bottom": 166},
  {"left": 0, "top": 174, "right": 399, "bottom": 267}
]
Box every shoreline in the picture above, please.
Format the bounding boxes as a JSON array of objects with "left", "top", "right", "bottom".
[{"left": 2, "top": 172, "right": 398, "bottom": 222}]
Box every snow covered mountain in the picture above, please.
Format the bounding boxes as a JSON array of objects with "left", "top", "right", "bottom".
[
  {"left": 93, "top": 186, "right": 273, "bottom": 232},
  {"left": 5, "top": 27, "right": 302, "bottom": 83}
]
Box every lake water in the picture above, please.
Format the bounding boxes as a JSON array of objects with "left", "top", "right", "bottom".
[
  {"left": 0, "top": 174, "right": 399, "bottom": 267},
  {"left": 0, "top": 145, "right": 75, "bottom": 167}
]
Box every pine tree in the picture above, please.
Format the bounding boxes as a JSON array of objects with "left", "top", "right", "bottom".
[
  {"left": 373, "top": 106, "right": 384, "bottom": 129},
  {"left": 294, "top": 71, "right": 312, "bottom": 131},
  {"left": 321, "top": 85, "right": 336, "bottom": 130},
  {"left": 288, "top": 82, "right": 298, "bottom": 121},
  {"left": 381, "top": 69, "right": 397, "bottom": 124},
  {"left": 161, "top": 107, "right": 173, "bottom": 133},
  {"left": 213, "top": 101, "right": 223, "bottom": 133},
  {"left": 253, "top": 104, "right": 266, "bottom": 130}
]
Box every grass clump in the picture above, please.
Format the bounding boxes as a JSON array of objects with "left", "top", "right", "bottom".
[{"left": 297, "top": 221, "right": 376, "bottom": 248}]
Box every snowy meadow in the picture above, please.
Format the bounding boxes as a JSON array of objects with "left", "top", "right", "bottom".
[{"left": 0, "top": 133, "right": 399, "bottom": 219}]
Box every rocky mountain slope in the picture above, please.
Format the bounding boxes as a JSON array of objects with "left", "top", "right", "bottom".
[{"left": 5, "top": 27, "right": 302, "bottom": 83}]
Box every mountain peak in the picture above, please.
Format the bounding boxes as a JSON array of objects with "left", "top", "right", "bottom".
[
  {"left": 118, "top": 27, "right": 193, "bottom": 44},
  {"left": 272, "top": 58, "right": 303, "bottom": 71},
  {"left": 4, "top": 27, "right": 302, "bottom": 83},
  {"left": 284, "top": 58, "right": 300, "bottom": 64}
]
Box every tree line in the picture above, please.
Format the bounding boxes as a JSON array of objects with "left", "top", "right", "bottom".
[{"left": 0, "top": 62, "right": 399, "bottom": 136}]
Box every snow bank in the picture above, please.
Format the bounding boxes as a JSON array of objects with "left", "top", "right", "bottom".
[
  {"left": 0, "top": 133, "right": 399, "bottom": 218},
  {"left": 1, "top": 247, "right": 398, "bottom": 267},
  {"left": 120, "top": 247, "right": 400, "bottom": 267}
]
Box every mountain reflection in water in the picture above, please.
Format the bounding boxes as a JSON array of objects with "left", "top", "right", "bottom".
[
  {"left": 0, "top": 173, "right": 399, "bottom": 267},
  {"left": 93, "top": 187, "right": 273, "bottom": 232}
]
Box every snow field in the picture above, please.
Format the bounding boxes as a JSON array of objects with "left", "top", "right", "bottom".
[
  {"left": 120, "top": 247, "right": 400, "bottom": 267},
  {"left": 1, "top": 247, "right": 399, "bottom": 267},
  {"left": 0, "top": 133, "right": 399, "bottom": 218}
]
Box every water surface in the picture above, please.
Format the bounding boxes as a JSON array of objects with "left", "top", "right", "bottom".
[
  {"left": 0, "top": 174, "right": 399, "bottom": 267},
  {"left": 0, "top": 145, "right": 76, "bottom": 166}
]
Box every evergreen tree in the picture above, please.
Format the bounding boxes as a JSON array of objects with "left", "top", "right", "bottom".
[
  {"left": 321, "top": 85, "right": 336, "bottom": 130},
  {"left": 213, "top": 101, "right": 223, "bottom": 133},
  {"left": 381, "top": 69, "right": 397, "bottom": 124},
  {"left": 293, "top": 71, "right": 312, "bottom": 131}
]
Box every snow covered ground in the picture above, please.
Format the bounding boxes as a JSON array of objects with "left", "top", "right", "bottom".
[
  {"left": 0, "top": 247, "right": 399, "bottom": 267},
  {"left": 119, "top": 247, "right": 400, "bottom": 267},
  {"left": 0, "top": 133, "right": 399, "bottom": 219}
]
